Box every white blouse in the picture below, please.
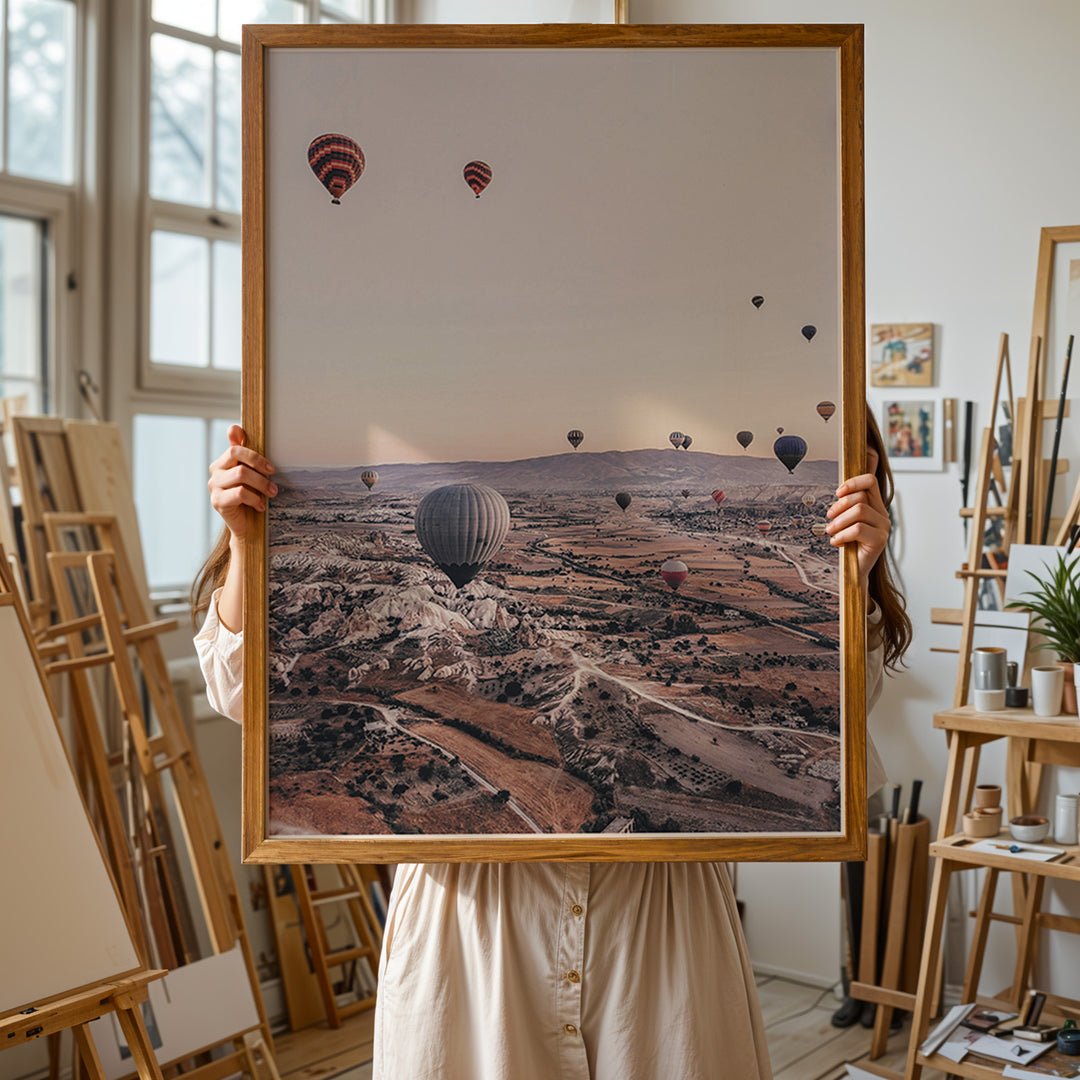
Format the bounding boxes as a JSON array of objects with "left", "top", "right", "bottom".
[{"left": 196, "top": 590, "right": 885, "bottom": 1080}]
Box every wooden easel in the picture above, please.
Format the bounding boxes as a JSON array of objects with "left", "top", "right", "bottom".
[
  {"left": 35, "top": 511, "right": 274, "bottom": 1052},
  {"left": 291, "top": 864, "right": 383, "bottom": 1027},
  {"left": 0, "top": 552, "right": 166, "bottom": 1080}
]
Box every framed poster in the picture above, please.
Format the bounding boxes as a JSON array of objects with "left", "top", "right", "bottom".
[
  {"left": 242, "top": 24, "right": 866, "bottom": 863},
  {"left": 869, "top": 323, "right": 934, "bottom": 387},
  {"left": 880, "top": 396, "right": 943, "bottom": 472}
]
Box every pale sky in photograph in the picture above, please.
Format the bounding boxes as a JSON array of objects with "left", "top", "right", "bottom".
[{"left": 265, "top": 45, "right": 842, "bottom": 468}]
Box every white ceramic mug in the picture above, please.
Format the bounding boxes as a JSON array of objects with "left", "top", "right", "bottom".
[{"left": 1031, "top": 665, "right": 1065, "bottom": 717}]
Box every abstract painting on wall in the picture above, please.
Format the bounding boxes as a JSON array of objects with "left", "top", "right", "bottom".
[
  {"left": 242, "top": 24, "right": 868, "bottom": 862},
  {"left": 869, "top": 323, "right": 934, "bottom": 387}
]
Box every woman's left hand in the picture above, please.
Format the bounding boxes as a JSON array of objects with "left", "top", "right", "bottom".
[{"left": 827, "top": 449, "right": 890, "bottom": 593}]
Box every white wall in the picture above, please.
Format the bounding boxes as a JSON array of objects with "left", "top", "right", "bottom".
[{"left": 409, "top": 0, "right": 1080, "bottom": 993}]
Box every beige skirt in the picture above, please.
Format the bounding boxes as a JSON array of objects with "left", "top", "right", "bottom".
[{"left": 373, "top": 860, "right": 772, "bottom": 1080}]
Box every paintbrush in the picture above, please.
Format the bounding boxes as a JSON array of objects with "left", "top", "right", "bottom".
[
  {"left": 1041, "top": 334, "right": 1074, "bottom": 544},
  {"left": 961, "top": 401, "right": 974, "bottom": 540}
]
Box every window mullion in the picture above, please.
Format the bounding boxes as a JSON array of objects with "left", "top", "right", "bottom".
[{"left": 1, "top": 0, "right": 9, "bottom": 171}]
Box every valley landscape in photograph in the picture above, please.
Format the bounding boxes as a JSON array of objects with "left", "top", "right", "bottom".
[{"left": 266, "top": 444, "right": 842, "bottom": 837}]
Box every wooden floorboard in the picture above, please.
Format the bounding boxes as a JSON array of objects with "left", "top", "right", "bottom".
[{"left": 272, "top": 976, "right": 949, "bottom": 1080}]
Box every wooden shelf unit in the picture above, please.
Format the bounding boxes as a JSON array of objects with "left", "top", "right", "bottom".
[{"left": 902, "top": 705, "right": 1080, "bottom": 1080}]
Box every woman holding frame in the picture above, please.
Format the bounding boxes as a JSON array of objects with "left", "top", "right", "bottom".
[{"left": 195, "top": 417, "right": 909, "bottom": 1079}]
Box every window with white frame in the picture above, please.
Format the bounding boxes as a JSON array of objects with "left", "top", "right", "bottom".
[
  {"left": 135, "top": 0, "right": 388, "bottom": 589},
  {"left": 0, "top": 0, "right": 78, "bottom": 415}
]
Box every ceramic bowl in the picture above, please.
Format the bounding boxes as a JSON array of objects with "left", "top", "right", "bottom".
[
  {"left": 963, "top": 811, "right": 1001, "bottom": 838},
  {"left": 974, "top": 784, "right": 1002, "bottom": 809},
  {"left": 974, "top": 688, "right": 1006, "bottom": 712},
  {"left": 1009, "top": 815, "right": 1050, "bottom": 843},
  {"left": 972, "top": 806, "right": 1002, "bottom": 832}
]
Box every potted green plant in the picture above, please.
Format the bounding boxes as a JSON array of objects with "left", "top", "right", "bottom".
[{"left": 1006, "top": 552, "right": 1080, "bottom": 713}]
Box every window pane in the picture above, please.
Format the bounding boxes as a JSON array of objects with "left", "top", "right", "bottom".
[
  {"left": 0, "top": 216, "right": 43, "bottom": 381},
  {"left": 0, "top": 378, "right": 40, "bottom": 414},
  {"left": 151, "top": 231, "right": 209, "bottom": 367},
  {"left": 215, "top": 51, "right": 241, "bottom": 213},
  {"left": 134, "top": 415, "right": 209, "bottom": 589},
  {"left": 151, "top": 34, "right": 211, "bottom": 206},
  {"left": 322, "top": 0, "right": 368, "bottom": 19},
  {"left": 7, "top": 0, "right": 75, "bottom": 184},
  {"left": 151, "top": 0, "right": 215, "bottom": 36},
  {"left": 212, "top": 240, "right": 241, "bottom": 370},
  {"left": 218, "top": 0, "right": 305, "bottom": 45},
  {"left": 208, "top": 418, "right": 235, "bottom": 550}
]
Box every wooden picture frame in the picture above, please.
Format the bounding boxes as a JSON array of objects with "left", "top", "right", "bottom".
[{"left": 242, "top": 23, "right": 867, "bottom": 863}]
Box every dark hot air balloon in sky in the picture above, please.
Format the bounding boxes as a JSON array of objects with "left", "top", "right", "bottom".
[
  {"left": 681, "top": 435, "right": 693, "bottom": 450},
  {"left": 712, "top": 490, "right": 725, "bottom": 507},
  {"left": 681, "top": 488, "right": 691, "bottom": 498},
  {"left": 774, "top": 434, "right": 808, "bottom": 474},
  {"left": 567, "top": 429, "right": 584, "bottom": 449},
  {"left": 669, "top": 431, "right": 685, "bottom": 449},
  {"left": 361, "top": 470, "right": 378, "bottom": 491},
  {"left": 414, "top": 483, "right": 509, "bottom": 588},
  {"left": 660, "top": 559, "right": 688, "bottom": 591},
  {"left": 751, "top": 295, "right": 765, "bottom": 309},
  {"left": 776, "top": 427, "right": 784, "bottom": 435},
  {"left": 816, "top": 401, "right": 836, "bottom": 422},
  {"left": 307, "top": 134, "right": 365, "bottom": 204},
  {"left": 463, "top": 160, "right": 492, "bottom": 198},
  {"left": 736, "top": 430, "right": 753, "bottom": 450},
  {"left": 615, "top": 492, "right": 632, "bottom": 512},
  {"left": 801, "top": 325, "right": 817, "bottom": 343}
]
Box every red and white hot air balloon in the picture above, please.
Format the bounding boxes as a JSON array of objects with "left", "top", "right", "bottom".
[{"left": 660, "top": 558, "right": 689, "bottom": 591}]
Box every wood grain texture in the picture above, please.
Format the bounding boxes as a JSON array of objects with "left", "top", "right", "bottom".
[{"left": 242, "top": 23, "right": 867, "bottom": 864}]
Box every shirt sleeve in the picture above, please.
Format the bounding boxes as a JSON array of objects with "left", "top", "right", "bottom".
[{"left": 193, "top": 587, "right": 244, "bottom": 724}]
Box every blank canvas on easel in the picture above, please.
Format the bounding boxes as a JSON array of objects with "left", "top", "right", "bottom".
[{"left": 0, "top": 602, "right": 140, "bottom": 1014}]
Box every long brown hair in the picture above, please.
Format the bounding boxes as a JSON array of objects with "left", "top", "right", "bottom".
[
  {"left": 191, "top": 527, "right": 232, "bottom": 627},
  {"left": 867, "top": 408, "right": 913, "bottom": 670}
]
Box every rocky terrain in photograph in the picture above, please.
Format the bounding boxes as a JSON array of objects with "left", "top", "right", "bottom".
[{"left": 265, "top": 449, "right": 843, "bottom": 838}]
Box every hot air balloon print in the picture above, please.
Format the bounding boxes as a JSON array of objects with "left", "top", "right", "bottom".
[
  {"left": 711, "top": 489, "right": 725, "bottom": 507},
  {"left": 736, "top": 430, "right": 753, "bottom": 450},
  {"left": 751, "top": 295, "right": 765, "bottom": 309},
  {"left": 816, "top": 401, "right": 836, "bottom": 422},
  {"left": 681, "top": 488, "right": 691, "bottom": 498},
  {"left": 669, "top": 432, "right": 685, "bottom": 449},
  {"left": 567, "top": 429, "right": 584, "bottom": 449},
  {"left": 307, "top": 134, "right": 365, "bottom": 204},
  {"left": 615, "top": 492, "right": 632, "bottom": 512},
  {"left": 811, "top": 522, "right": 829, "bottom": 537},
  {"left": 463, "top": 160, "right": 492, "bottom": 198},
  {"left": 801, "top": 325, "right": 817, "bottom": 343},
  {"left": 774, "top": 434, "right": 808, "bottom": 474},
  {"left": 660, "top": 559, "right": 688, "bottom": 591},
  {"left": 802, "top": 493, "right": 817, "bottom": 508},
  {"left": 757, "top": 521, "right": 772, "bottom": 534},
  {"left": 361, "top": 470, "right": 378, "bottom": 491},
  {"left": 681, "top": 435, "right": 693, "bottom": 450},
  {"left": 776, "top": 427, "right": 785, "bottom": 435},
  {"left": 414, "top": 483, "right": 510, "bottom": 588}
]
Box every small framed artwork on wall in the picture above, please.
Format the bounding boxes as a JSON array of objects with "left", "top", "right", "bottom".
[
  {"left": 869, "top": 323, "right": 934, "bottom": 387},
  {"left": 881, "top": 397, "right": 942, "bottom": 472}
]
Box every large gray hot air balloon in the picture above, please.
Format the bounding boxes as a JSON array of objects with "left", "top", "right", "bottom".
[{"left": 414, "top": 483, "right": 510, "bottom": 588}]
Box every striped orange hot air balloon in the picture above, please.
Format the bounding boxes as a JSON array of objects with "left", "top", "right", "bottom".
[
  {"left": 463, "top": 160, "right": 492, "bottom": 198},
  {"left": 307, "top": 134, "right": 365, "bottom": 204},
  {"left": 816, "top": 400, "right": 836, "bottom": 422}
]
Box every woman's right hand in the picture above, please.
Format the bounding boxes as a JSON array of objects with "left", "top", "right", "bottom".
[{"left": 208, "top": 424, "right": 277, "bottom": 540}]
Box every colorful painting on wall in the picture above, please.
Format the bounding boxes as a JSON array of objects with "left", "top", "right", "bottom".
[
  {"left": 882, "top": 397, "right": 942, "bottom": 472},
  {"left": 244, "top": 24, "right": 867, "bottom": 861},
  {"left": 870, "top": 324, "right": 934, "bottom": 387}
]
